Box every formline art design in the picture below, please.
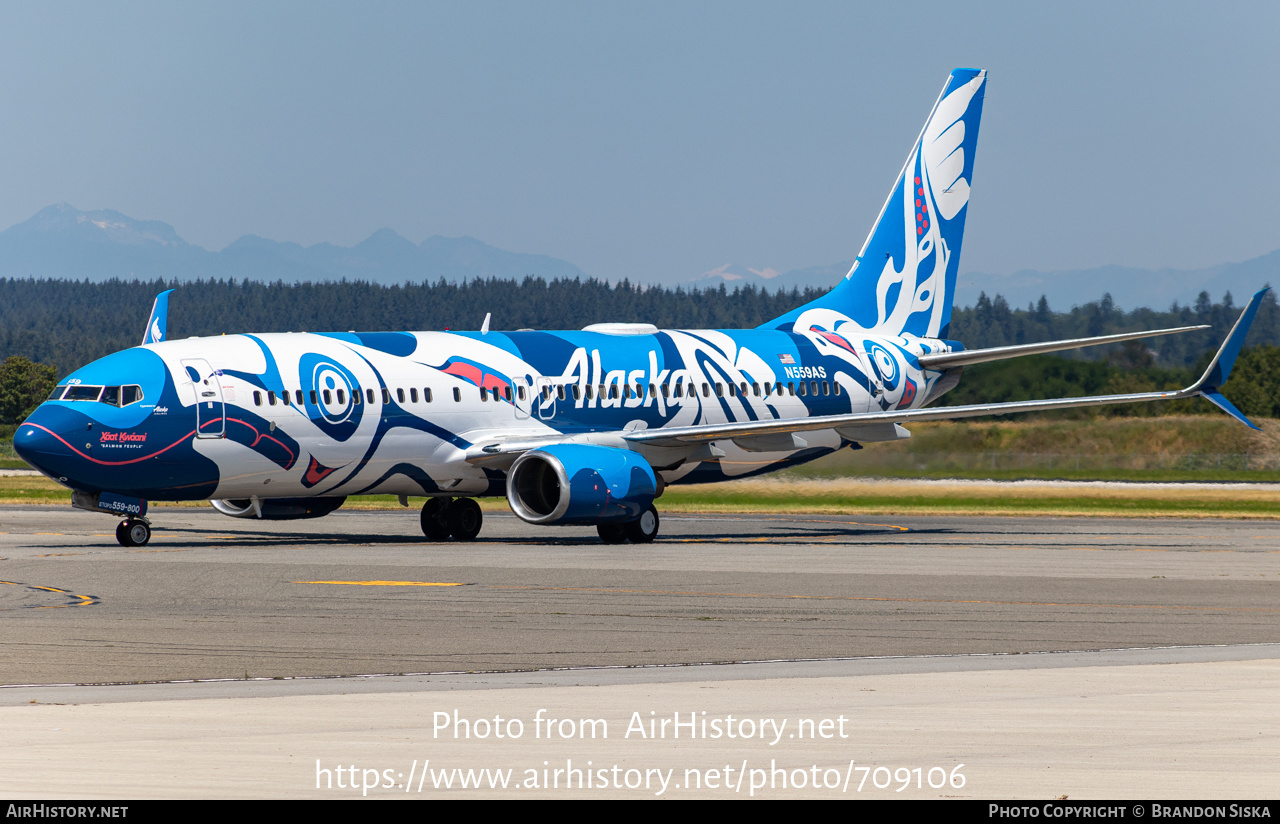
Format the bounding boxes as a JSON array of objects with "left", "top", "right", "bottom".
[{"left": 15, "top": 70, "right": 1266, "bottom": 546}]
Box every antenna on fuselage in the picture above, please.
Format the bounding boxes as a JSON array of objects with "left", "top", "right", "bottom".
[{"left": 481, "top": 312, "right": 491, "bottom": 335}]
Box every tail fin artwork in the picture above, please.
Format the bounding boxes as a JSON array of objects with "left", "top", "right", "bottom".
[
  {"left": 764, "top": 68, "right": 987, "bottom": 339},
  {"left": 142, "top": 289, "right": 174, "bottom": 345}
]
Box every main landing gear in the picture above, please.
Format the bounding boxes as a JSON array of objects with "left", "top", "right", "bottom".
[
  {"left": 115, "top": 518, "right": 152, "bottom": 547},
  {"left": 420, "top": 497, "right": 483, "bottom": 541},
  {"left": 597, "top": 505, "right": 660, "bottom": 545}
]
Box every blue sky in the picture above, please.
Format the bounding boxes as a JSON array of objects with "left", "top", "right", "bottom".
[{"left": 1, "top": 1, "right": 1277, "bottom": 285}]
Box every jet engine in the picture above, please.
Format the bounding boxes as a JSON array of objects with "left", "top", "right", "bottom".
[
  {"left": 506, "top": 444, "right": 656, "bottom": 525},
  {"left": 210, "top": 496, "right": 347, "bottom": 520}
]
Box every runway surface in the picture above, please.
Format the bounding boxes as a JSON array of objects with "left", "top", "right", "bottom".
[
  {"left": 4, "top": 504, "right": 1280, "bottom": 798},
  {"left": 2, "top": 505, "right": 1279, "bottom": 685}
]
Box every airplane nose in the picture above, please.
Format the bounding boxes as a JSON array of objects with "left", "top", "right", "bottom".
[{"left": 13, "top": 412, "right": 69, "bottom": 471}]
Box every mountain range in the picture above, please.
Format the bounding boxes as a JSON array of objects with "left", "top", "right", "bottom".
[
  {"left": 1, "top": 204, "right": 1275, "bottom": 311},
  {"left": 953, "top": 254, "right": 1280, "bottom": 313},
  {"left": 691, "top": 256, "right": 1280, "bottom": 311},
  {"left": 0, "top": 204, "right": 588, "bottom": 286}
]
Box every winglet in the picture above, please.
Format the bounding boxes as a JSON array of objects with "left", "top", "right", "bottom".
[
  {"left": 1200, "top": 390, "right": 1258, "bottom": 430},
  {"left": 1190, "top": 287, "right": 1268, "bottom": 430},
  {"left": 142, "top": 289, "right": 174, "bottom": 345}
]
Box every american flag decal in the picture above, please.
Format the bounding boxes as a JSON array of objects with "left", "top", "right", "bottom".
[{"left": 778, "top": 354, "right": 795, "bottom": 364}]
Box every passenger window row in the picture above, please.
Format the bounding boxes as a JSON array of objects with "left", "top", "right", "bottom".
[
  {"left": 539, "top": 380, "right": 840, "bottom": 401},
  {"left": 249, "top": 383, "right": 477, "bottom": 408},
  {"left": 248, "top": 379, "right": 840, "bottom": 407}
]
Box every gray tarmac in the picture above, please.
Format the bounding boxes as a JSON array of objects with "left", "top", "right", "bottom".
[
  {"left": 2, "top": 504, "right": 1279, "bottom": 798},
  {"left": 2, "top": 505, "right": 1279, "bottom": 685}
]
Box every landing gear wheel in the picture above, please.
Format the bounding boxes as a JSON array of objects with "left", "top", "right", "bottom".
[
  {"left": 447, "top": 498, "right": 483, "bottom": 541},
  {"left": 117, "top": 519, "right": 151, "bottom": 547},
  {"left": 420, "top": 497, "right": 452, "bottom": 541},
  {"left": 597, "top": 523, "right": 628, "bottom": 544},
  {"left": 624, "top": 506, "right": 660, "bottom": 544}
]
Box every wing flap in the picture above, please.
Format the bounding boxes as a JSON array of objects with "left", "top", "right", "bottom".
[{"left": 626, "top": 386, "right": 1194, "bottom": 447}]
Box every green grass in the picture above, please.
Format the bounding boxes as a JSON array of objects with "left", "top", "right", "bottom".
[
  {"left": 659, "top": 484, "right": 1280, "bottom": 518},
  {"left": 0, "top": 476, "right": 73, "bottom": 504},
  {"left": 780, "top": 460, "right": 1280, "bottom": 484},
  {"left": 781, "top": 416, "right": 1280, "bottom": 482},
  {"left": 5, "top": 474, "right": 1280, "bottom": 518}
]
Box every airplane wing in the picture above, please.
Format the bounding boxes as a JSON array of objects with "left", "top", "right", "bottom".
[
  {"left": 467, "top": 289, "right": 1266, "bottom": 464},
  {"left": 917, "top": 324, "right": 1208, "bottom": 370}
]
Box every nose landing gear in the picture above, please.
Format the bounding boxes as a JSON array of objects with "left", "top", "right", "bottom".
[
  {"left": 115, "top": 519, "right": 152, "bottom": 547},
  {"left": 71, "top": 492, "right": 152, "bottom": 546}
]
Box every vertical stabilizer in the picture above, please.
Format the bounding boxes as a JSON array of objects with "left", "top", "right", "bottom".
[{"left": 764, "top": 69, "right": 986, "bottom": 339}]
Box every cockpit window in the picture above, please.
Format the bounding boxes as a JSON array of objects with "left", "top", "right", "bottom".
[
  {"left": 47, "top": 386, "right": 66, "bottom": 401},
  {"left": 63, "top": 385, "right": 103, "bottom": 401},
  {"left": 57, "top": 384, "right": 144, "bottom": 407}
]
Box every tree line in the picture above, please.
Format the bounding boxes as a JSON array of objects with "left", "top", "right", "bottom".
[
  {"left": 2, "top": 276, "right": 1278, "bottom": 423},
  {"left": 0, "top": 276, "right": 831, "bottom": 375}
]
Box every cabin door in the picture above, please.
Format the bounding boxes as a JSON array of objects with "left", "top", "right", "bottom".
[{"left": 182, "top": 358, "right": 226, "bottom": 438}]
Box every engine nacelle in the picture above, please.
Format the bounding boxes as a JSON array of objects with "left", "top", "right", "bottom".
[
  {"left": 210, "top": 496, "right": 346, "bottom": 520},
  {"left": 507, "top": 444, "right": 656, "bottom": 525}
]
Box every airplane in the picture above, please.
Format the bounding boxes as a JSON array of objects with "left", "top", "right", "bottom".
[{"left": 12, "top": 68, "right": 1268, "bottom": 548}]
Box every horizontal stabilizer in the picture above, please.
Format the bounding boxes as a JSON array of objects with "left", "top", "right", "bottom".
[{"left": 918, "top": 325, "right": 1209, "bottom": 370}]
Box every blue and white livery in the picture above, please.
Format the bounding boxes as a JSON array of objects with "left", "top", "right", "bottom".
[{"left": 14, "top": 70, "right": 1265, "bottom": 546}]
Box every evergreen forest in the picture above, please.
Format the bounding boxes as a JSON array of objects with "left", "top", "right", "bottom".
[{"left": 3, "top": 276, "right": 1279, "bottom": 424}]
